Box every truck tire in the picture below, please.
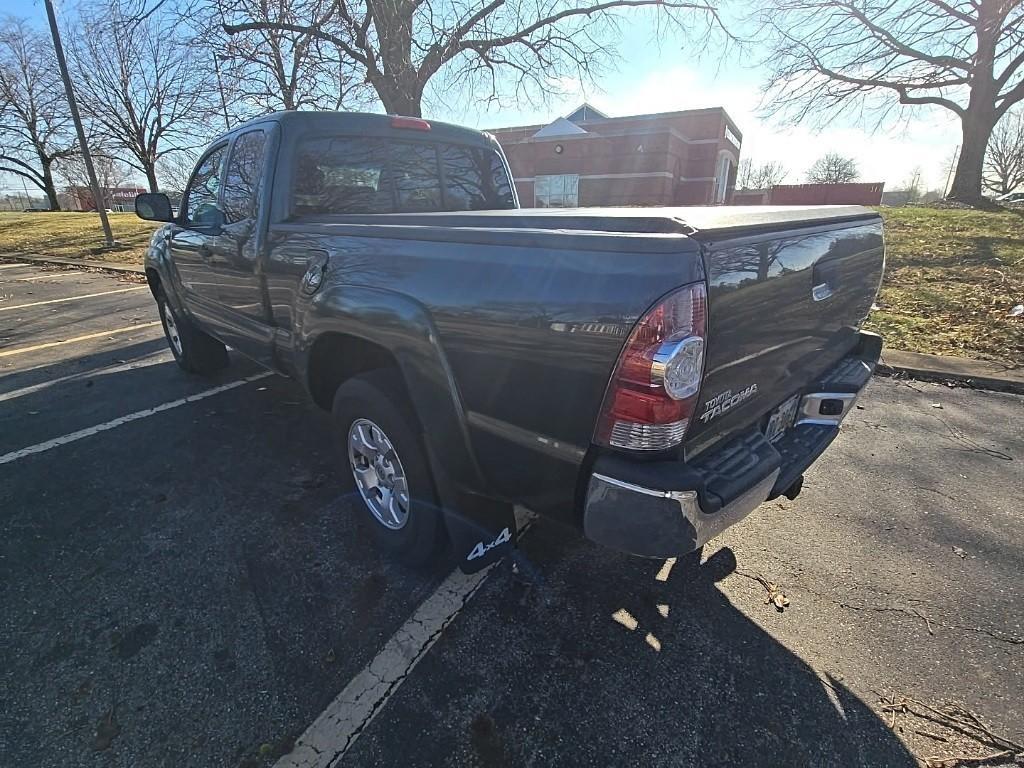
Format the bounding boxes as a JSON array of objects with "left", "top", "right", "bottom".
[
  {"left": 157, "top": 289, "right": 228, "bottom": 375},
  {"left": 331, "top": 371, "right": 445, "bottom": 566}
]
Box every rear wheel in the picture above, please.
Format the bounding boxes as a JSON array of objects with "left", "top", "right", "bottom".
[
  {"left": 157, "top": 289, "right": 228, "bottom": 375},
  {"left": 331, "top": 371, "right": 445, "bottom": 565}
]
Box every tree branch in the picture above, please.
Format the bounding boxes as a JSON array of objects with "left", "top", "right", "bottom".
[
  {"left": 458, "top": 0, "right": 719, "bottom": 53},
  {"left": 223, "top": 20, "right": 369, "bottom": 67}
]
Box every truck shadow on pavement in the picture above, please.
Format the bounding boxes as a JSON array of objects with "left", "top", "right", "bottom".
[{"left": 348, "top": 529, "right": 919, "bottom": 767}]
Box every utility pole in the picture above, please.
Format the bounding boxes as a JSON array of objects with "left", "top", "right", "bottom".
[
  {"left": 944, "top": 145, "right": 960, "bottom": 199},
  {"left": 44, "top": 0, "right": 115, "bottom": 246}
]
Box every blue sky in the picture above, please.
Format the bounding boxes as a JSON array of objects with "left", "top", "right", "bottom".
[{"left": 6, "top": 0, "right": 960, "bottom": 194}]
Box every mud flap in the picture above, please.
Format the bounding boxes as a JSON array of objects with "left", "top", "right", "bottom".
[{"left": 445, "top": 496, "right": 518, "bottom": 574}]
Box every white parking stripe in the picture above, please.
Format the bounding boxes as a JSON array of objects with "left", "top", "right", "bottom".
[
  {"left": 278, "top": 511, "right": 533, "bottom": 768},
  {"left": 18, "top": 272, "right": 84, "bottom": 281},
  {"left": 0, "top": 321, "right": 161, "bottom": 358},
  {"left": 0, "top": 349, "right": 172, "bottom": 403},
  {"left": 0, "top": 285, "right": 147, "bottom": 312},
  {"left": 0, "top": 263, "right": 29, "bottom": 269},
  {"left": 0, "top": 371, "right": 273, "bottom": 465}
]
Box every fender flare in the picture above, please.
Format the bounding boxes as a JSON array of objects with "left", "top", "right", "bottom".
[
  {"left": 143, "top": 228, "right": 188, "bottom": 316},
  {"left": 296, "top": 284, "right": 488, "bottom": 514}
]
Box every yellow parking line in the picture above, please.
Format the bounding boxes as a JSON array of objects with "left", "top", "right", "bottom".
[
  {"left": 0, "top": 263, "right": 29, "bottom": 269},
  {"left": 0, "top": 285, "right": 147, "bottom": 312},
  {"left": 0, "top": 321, "right": 161, "bottom": 358}
]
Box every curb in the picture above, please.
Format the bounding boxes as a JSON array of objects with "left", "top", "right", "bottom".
[
  {"left": 877, "top": 349, "right": 1024, "bottom": 395},
  {"left": 0, "top": 252, "right": 145, "bottom": 275}
]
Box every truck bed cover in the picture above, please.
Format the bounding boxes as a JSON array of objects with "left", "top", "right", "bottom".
[{"left": 293, "top": 205, "right": 879, "bottom": 238}]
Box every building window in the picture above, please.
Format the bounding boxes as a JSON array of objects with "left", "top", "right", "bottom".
[
  {"left": 714, "top": 154, "right": 733, "bottom": 203},
  {"left": 535, "top": 174, "right": 579, "bottom": 207}
]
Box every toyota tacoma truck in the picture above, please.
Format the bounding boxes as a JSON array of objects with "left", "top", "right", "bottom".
[{"left": 135, "top": 111, "right": 885, "bottom": 573}]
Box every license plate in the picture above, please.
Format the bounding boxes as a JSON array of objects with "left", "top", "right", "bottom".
[{"left": 765, "top": 394, "right": 800, "bottom": 443}]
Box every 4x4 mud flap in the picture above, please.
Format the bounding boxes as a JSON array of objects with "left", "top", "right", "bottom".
[{"left": 445, "top": 496, "right": 519, "bottom": 574}]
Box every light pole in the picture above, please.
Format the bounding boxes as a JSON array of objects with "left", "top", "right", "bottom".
[{"left": 44, "top": 0, "right": 115, "bottom": 247}]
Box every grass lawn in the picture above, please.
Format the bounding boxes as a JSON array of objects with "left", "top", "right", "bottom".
[
  {"left": 0, "top": 207, "right": 1020, "bottom": 363},
  {"left": 0, "top": 211, "right": 158, "bottom": 266},
  {"left": 866, "top": 207, "right": 1023, "bottom": 364}
]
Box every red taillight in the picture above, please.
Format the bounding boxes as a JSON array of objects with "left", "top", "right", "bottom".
[
  {"left": 595, "top": 282, "right": 707, "bottom": 451},
  {"left": 390, "top": 115, "right": 431, "bottom": 131}
]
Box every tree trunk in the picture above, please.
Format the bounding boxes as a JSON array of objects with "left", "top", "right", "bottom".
[
  {"left": 375, "top": 82, "right": 423, "bottom": 117},
  {"left": 370, "top": 0, "right": 424, "bottom": 117},
  {"left": 144, "top": 162, "right": 159, "bottom": 193},
  {"left": 41, "top": 159, "right": 61, "bottom": 211},
  {"left": 948, "top": 109, "right": 996, "bottom": 202}
]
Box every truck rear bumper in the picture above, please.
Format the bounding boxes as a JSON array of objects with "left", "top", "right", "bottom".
[{"left": 582, "top": 332, "right": 880, "bottom": 557}]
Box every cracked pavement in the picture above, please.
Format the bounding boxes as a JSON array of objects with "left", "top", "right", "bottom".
[
  {"left": 345, "top": 377, "right": 1023, "bottom": 767},
  {"left": 2, "top": 266, "right": 1022, "bottom": 766}
]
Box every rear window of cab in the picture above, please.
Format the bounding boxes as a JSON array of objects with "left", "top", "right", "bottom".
[{"left": 292, "top": 136, "right": 515, "bottom": 216}]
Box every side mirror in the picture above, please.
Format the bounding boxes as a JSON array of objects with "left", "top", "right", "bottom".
[{"left": 135, "top": 192, "right": 174, "bottom": 222}]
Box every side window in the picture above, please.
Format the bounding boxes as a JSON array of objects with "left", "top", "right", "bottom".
[
  {"left": 439, "top": 145, "right": 514, "bottom": 211},
  {"left": 293, "top": 137, "right": 392, "bottom": 215},
  {"left": 222, "top": 130, "right": 267, "bottom": 224},
  {"left": 184, "top": 146, "right": 226, "bottom": 227},
  {"left": 488, "top": 151, "right": 516, "bottom": 208},
  {"left": 390, "top": 142, "right": 442, "bottom": 212}
]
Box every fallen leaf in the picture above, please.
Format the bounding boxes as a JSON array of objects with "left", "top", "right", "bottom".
[
  {"left": 952, "top": 546, "right": 967, "bottom": 559},
  {"left": 92, "top": 710, "right": 120, "bottom": 751}
]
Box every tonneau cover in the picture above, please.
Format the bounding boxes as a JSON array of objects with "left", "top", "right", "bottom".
[{"left": 293, "top": 205, "right": 878, "bottom": 237}]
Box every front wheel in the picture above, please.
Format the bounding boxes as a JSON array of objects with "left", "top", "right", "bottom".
[
  {"left": 157, "top": 289, "right": 228, "bottom": 375},
  {"left": 332, "top": 371, "right": 446, "bottom": 566}
]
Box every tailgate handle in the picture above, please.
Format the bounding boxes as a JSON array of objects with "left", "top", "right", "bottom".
[{"left": 812, "top": 262, "right": 838, "bottom": 302}]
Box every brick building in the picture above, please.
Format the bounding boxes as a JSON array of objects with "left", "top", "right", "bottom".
[
  {"left": 60, "top": 185, "right": 148, "bottom": 212},
  {"left": 489, "top": 104, "right": 742, "bottom": 208}
]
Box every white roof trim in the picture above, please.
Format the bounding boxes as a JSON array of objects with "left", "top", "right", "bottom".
[{"left": 532, "top": 117, "right": 589, "bottom": 138}]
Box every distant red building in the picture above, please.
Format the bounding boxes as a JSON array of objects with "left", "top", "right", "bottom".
[
  {"left": 733, "top": 182, "right": 885, "bottom": 206},
  {"left": 490, "top": 104, "right": 742, "bottom": 207},
  {"left": 61, "top": 186, "right": 148, "bottom": 212}
]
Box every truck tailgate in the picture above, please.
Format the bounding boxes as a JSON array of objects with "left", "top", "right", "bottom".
[{"left": 686, "top": 216, "right": 884, "bottom": 455}]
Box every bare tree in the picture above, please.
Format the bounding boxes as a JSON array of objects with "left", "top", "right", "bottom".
[
  {"left": 57, "top": 151, "right": 135, "bottom": 208},
  {"left": 806, "top": 153, "right": 859, "bottom": 184},
  {"left": 984, "top": 108, "right": 1024, "bottom": 195},
  {"left": 221, "top": 0, "right": 727, "bottom": 117},
  {"left": 736, "top": 158, "right": 788, "bottom": 189},
  {"left": 157, "top": 147, "right": 199, "bottom": 198},
  {"left": 758, "top": 0, "right": 1024, "bottom": 202},
  {"left": 189, "top": 0, "right": 372, "bottom": 116},
  {"left": 886, "top": 166, "right": 923, "bottom": 205},
  {"left": 69, "top": 0, "right": 219, "bottom": 192},
  {"left": 0, "top": 18, "right": 76, "bottom": 210}
]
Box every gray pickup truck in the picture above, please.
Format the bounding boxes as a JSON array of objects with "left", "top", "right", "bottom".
[{"left": 135, "top": 111, "right": 884, "bottom": 573}]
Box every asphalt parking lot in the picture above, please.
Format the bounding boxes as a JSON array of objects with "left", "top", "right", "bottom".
[{"left": 1, "top": 261, "right": 1022, "bottom": 768}]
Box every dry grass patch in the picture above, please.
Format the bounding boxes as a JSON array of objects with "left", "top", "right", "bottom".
[
  {"left": 865, "top": 207, "right": 1023, "bottom": 364},
  {"left": 0, "top": 212, "right": 159, "bottom": 266}
]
